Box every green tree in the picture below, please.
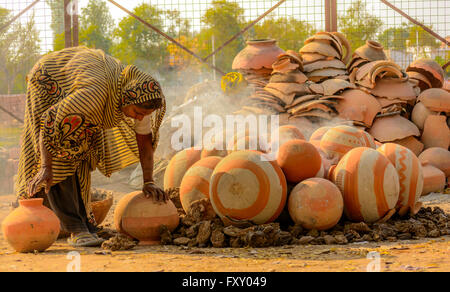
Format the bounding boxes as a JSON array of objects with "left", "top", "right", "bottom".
[
  {"left": 197, "top": 0, "right": 246, "bottom": 73},
  {"left": 79, "top": 0, "right": 114, "bottom": 53},
  {"left": 0, "top": 7, "right": 41, "bottom": 94},
  {"left": 46, "top": 0, "right": 64, "bottom": 51},
  {"left": 251, "top": 16, "right": 317, "bottom": 51},
  {"left": 111, "top": 3, "right": 166, "bottom": 73},
  {"left": 407, "top": 25, "right": 441, "bottom": 56},
  {"left": 338, "top": 0, "right": 383, "bottom": 52},
  {"left": 378, "top": 23, "right": 410, "bottom": 51}
]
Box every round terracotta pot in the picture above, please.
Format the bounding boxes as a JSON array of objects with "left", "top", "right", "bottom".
[
  {"left": 320, "top": 125, "right": 366, "bottom": 160},
  {"left": 232, "top": 39, "right": 285, "bottom": 71},
  {"left": 2, "top": 198, "right": 60, "bottom": 253},
  {"left": 421, "top": 115, "right": 450, "bottom": 150},
  {"left": 417, "top": 88, "right": 450, "bottom": 113},
  {"left": 421, "top": 163, "right": 446, "bottom": 196},
  {"left": 332, "top": 147, "right": 399, "bottom": 223},
  {"left": 309, "top": 126, "right": 332, "bottom": 143},
  {"left": 407, "top": 58, "right": 445, "bottom": 88},
  {"left": 354, "top": 41, "right": 387, "bottom": 62},
  {"left": 419, "top": 147, "right": 450, "bottom": 177},
  {"left": 163, "top": 147, "right": 202, "bottom": 190},
  {"left": 377, "top": 143, "right": 423, "bottom": 216},
  {"left": 288, "top": 178, "right": 343, "bottom": 231},
  {"left": 411, "top": 102, "right": 436, "bottom": 130},
  {"left": 114, "top": 192, "right": 179, "bottom": 245},
  {"left": 210, "top": 151, "right": 287, "bottom": 225},
  {"left": 277, "top": 139, "right": 322, "bottom": 183},
  {"left": 180, "top": 156, "right": 222, "bottom": 213}
]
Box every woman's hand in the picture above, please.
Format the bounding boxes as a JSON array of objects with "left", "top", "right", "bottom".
[
  {"left": 28, "top": 165, "right": 53, "bottom": 197},
  {"left": 143, "top": 182, "right": 168, "bottom": 203}
]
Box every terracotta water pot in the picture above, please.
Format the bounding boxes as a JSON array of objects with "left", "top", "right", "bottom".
[
  {"left": 421, "top": 163, "right": 446, "bottom": 196},
  {"left": 277, "top": 139, "right": 322, "bottom": 183},
  {"left": 421, "top": 115, "right": 450, "bottom": 149},
  {"left": 320, "top": 125, "right": 366, "bottom": 160},
  {"left": 232, "top": 39, "right": 285, "bottom": 71},
  {"left": 210, "top": 151, "right": 287, "bottom": 225},
  {"left": 353, "top": 41, "right": 387, "bottom": 62},
  {"left": 114, "top": 191, "right": 179, "bottom": 245},
  {"left": 270, "top": 125, "right": 305, "bottom": 149},
  {"left": 377, "top": 143, "right": 423, "bottom": 216},
  {"left": 288, "top": 178, "right": 343, "bottom": 231},
  {"left": 180, "top": 156, "right": 222, "bottom": 213},
  {"left": 411, "top": 102, "right": 437, "bottom": 130},
  {"left": 418, "top": 147, "right": 450, "bottom": 177},
  {"left": 332, "top": 147, "right": 399, "bottom": 223},
  {"left": 309, "top": 126, "right": 332, "bottom": 143},
  {"left": 163, "top": 147, "right": 202, "bottom": 190},
  {"left": 2, "top": 198, "right": 60, "bottom": 253}
]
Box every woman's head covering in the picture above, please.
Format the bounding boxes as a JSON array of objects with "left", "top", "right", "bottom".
[{"left": 118, "top": 65, "right": 166, "bottom": 148}]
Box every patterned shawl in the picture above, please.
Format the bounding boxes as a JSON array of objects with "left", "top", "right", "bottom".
[{"left": 16, "top": 46, "right": 166, "bottom": 225}]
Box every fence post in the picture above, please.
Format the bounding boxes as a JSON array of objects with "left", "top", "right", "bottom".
[
  {"left": 64, "top": 0, "right": 72, "bottom": 48},
  {"left": 325, "top": 0, "right": 338, "bottom": 32},
  {"left": 72, "top": 0, "right": 79, "bottom": 47}
]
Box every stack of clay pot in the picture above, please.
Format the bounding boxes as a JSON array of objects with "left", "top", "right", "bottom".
[
  {"left": 299, "top": 32, "right": 351, "bottom": 83},
  {"left": 350, "top": 59, "right": 417, "bottom": 115},
  {"left": 406, "top": 58, "right": 446, "bottom": 92},
  {"left": 411, "top": 88, "right": 450, "bottom": 150},
  {"left": 348, "top": 41, "right": 387, "bottom": 75},
  {"left": 232, "top": 39, "right": 285, "bottom": 91}
]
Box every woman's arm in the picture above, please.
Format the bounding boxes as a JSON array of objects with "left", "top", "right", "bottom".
[
  {"left": 136, "top": 133, "right": 167, "bottom": 202},
  {"left": 28, "top": 129, "right": 53, "bottom": 196}
]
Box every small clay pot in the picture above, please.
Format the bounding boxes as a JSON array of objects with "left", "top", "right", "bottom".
[
  {"left": 232, "top": 39, "right": 285, "bottom": 71},
  {"left": 411, "top": 102, "right": 437, "bottom": 130},
  {"left": 114, "top": 192, "right": 179, "bottom": 245},
  {"left": 353, "top": 41, "right": 387, "bottom": 62},
  {"left": 2, "top": 198, "right": 60, "bottom": 253}
]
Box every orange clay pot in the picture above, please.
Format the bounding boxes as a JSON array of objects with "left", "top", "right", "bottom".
[
  {"left": 309, "top": 126, "right": 332, "bottom": 144},
  {"left": 210, "top": 151, "right": 287, "bottom": 225},
  {"left": 114, "top": 191, "right": 179, "bottom": 245},
  {"left": 407, "top": 58, "right": 445, "bottom": 88},
  {"left": 377, "top": 143, "right": 423, "bottom": 216},
  {"left": 319, "top": 125, "right": 366, "bottom": 160},
  {"left": 419, "top": 147, "right": 450, "bottom": 177},
  {"left": 180, "top": 156, "right": 222, "bottom": 213},
  {"left": 91, "top": 193, "right": 113, "bottom": 226},
  {"left": 2, "top": 198, "right": 60, "bottom": 253},
  {"left": 421, "top": 163, "right": 446, "bottom": 196},
  {"left": 232, "top": 39, "right": 285, "bottom": 71},
  {"left": 353, "top": 41, "right": 387, "bottom": 62},
  {"left": 332, "top": 147, "right": 399, "bottom": 223},
  {"left": 271, "top": 125, "right": 305, "bottom": 149},
  {"left": 421, "top": 115, "right": 450, "bottom": 150},
  {"left": 417, "top": 88, "right": 450, "bottom": 113},
  {"left": 163, "top": 147, "right": 202, "bottom": 190},
  {"left": 288, "top": 178, "right": 343, "bottom": 231},
  {"left": 277, "top": 139, "right": 322, "bottom": 183}
]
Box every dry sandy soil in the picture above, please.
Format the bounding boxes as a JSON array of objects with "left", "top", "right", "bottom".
[{"left": 0, "top": 170, "right": 449, "bottom": 272}]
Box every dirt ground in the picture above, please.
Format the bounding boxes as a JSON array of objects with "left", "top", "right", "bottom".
[{"left": 0, "top": 172, "right": 449, "bottom": 272}]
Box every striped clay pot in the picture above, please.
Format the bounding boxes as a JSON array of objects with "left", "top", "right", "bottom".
[
  {"left": 180, "top": 156, "right": 222, "bottom": 213},
  {"left": 210, "top": 151, "right": 287, "bottom": 225},
  {"left": 288, "top": 178, "right": 343, "bottom": 230},
  {"left": 309, "top": 126, "right": 332, "bottom": 144},
  {"left": 332, "top": 147, "right": 400, "bottom": 223},
  {"left": 359, "top": 130, "right": 377, "bottom": 149},
  {"left": 377, "top": 143, "right": 424, "bottom": 216},
  {"left": 277, "top": 139, "right": 322, "bottom": 183},
  {"left": 320, "top": 125, "right": 366, "bottom": 160},
  {"left": 163, "top": 147, "right": 202, "bottom": 190}
]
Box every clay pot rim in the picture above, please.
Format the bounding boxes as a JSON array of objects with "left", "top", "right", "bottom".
[
  {"left": 247, "top": 39, "right": 277, "bottom": 45},
  {"left": 19, "top": 198, "right": 44, "bottom": 207},
  {"left": 366, "top": 40, "right": 383, "bottom": 50}
]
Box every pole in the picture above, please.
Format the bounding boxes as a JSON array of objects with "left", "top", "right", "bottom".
[
  {"left": 72, "top": 0, "right": 79, "bottom": 47},
  {"left": 64, "top": 0, "right": 72, "bottom": 48}
]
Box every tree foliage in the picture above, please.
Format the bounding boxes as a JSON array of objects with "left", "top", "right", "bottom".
[
  {"left": 79, "top": 0, "right": 114, "bottom": 53},
  {"left": 251, "top": 16, "right": 317, "bottom": 51},
  {"left": 0, "top": 7, "right": 41, "bottom": 94},
  {"left": 338, "top": 0, "right": 383, "bottom": 52}
]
